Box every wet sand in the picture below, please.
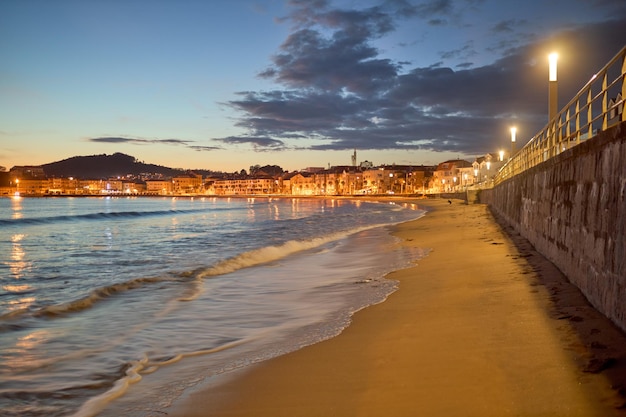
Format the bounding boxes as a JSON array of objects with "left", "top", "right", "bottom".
[{"left": 171, "top": 198, "right": 626, "bottom": 417}]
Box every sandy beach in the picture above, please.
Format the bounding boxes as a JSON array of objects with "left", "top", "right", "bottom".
[{"left": 170, "top": 198, "right": 626, "bottom": 417}]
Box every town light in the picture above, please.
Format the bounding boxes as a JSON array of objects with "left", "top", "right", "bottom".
[{"left": 499, "top": 150, "right": 505, "bottom": 161}]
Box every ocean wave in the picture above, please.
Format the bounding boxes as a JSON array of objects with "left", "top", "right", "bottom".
[
  {"left": 0, "top": 207, "right": 223, "bottom": 226},
  {"left": 0, "top": 276, "right": 168, "bottom": 323},
  {"left": 2, "top": 226, "right": 358, "bottom": 321},
  {"left": 68, "top": 338, "right": 246, "bottom": 417},
  {"left": 194, "top": 223, "right": 393, "bottom": 279}
]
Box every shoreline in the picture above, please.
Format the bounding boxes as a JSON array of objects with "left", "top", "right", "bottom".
[{"left": 169, "top": 199, "right": 626, "bottom": 416}]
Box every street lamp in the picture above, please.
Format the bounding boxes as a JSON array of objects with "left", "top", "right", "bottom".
[
  {"left": 499, "top": 150, "right": 505, "bottom": 162},
  {"left": 549, "top": 52, "right": 558, "bottom": 123},
  {"left": 510, "top": 126, "right": 517, "bottom": 157}
]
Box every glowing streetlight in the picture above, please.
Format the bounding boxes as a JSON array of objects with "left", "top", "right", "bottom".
[
  {"left": 510, "top": 126, "right": 517, "bottom": 157},
  {"left": 548, "top": 53, "right": 558, "bottom": 82},
  {"left": 499, "top": 150, "right": 505, "bottom": 161},
  {"left": 549, "top": 52, "right": 558, "bottom": 122}
]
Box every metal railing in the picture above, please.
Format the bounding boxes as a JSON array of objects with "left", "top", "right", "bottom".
[{"left": 496, "top": 45, "right": 626, "bottom": 184}]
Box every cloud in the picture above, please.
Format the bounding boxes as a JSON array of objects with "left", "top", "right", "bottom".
[
  {"left": 491, "top": 19, "right": 527, "bottom": 34},
  {"left": 189, "top": 145, "right": 222, "bottom": 152},
  {"left": 215, "top": 136, "right": 286, "bottom": 151},
  {"left": 414, "top": 0, "right": 453, "bottom": 18},
  {"left": 88, "top": 136, "right": 219, "bottom": 151},
  {"left": 89, "top": 136, "right": 193, "bottom": 145},
  {"left": 225, "top": 2, "right": 626, "bottom": 157},
  {"left": 439, "top": 41, "right": 477, "bottom": 61}
]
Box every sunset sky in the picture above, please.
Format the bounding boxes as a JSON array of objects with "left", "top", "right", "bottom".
[{"left": 1, "top": 0, "right": 625, "bottom": 173}]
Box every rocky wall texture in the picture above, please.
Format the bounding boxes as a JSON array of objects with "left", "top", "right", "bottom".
[{"left": 482, "top": 122, "right": 626, "bottom": 332}]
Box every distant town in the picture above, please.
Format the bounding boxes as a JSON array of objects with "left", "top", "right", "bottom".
[{"left": 1, "top": 150, "right": 509, "bottom": 197}]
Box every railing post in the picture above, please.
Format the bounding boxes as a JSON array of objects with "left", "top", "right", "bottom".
[
  {"left": 602, "top": 73, "right": 608, "bottom": 131},
  {"left": 622, "top": 52, "right": 626, "bottom": 122},
  {"left": 575, "top": 99, "right": 581, "bottom": 145},
  {"left": 587, "top": 89, "right": 593, "bottom": 139},
  {"left": 565, "top": 107, "right": 572, "bottom": 149}
]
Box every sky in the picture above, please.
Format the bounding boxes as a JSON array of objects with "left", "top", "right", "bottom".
[{"left": 1, "top": 0, "right": 625, "bottom": 173}]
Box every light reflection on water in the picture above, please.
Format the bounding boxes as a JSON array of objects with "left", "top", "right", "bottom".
[
  {"left": 9, "top": 234, "right": 29, "bottom": 279},
  {"left": 11, "top": 196, "right": 23, "bottom": 219}
]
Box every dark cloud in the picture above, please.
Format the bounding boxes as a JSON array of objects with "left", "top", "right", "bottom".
[
  {"left": 491, "top": 19, "right": 528, "bottom": 34},
  {"left": 261, "top": 3, "right": 402, "bottom": 96},
  {"left": 89, "top": 136, "right": 192, "bottom": 145},
  {"left": 90, "top": 137, "right": 147, "bottom": 144},
  {"left": 220, "top": 1, "right": 626, "bottom": 157},
  {"left": 88, "top": 136, "right": 219, "bottom": 151},
  {"left": 428, "top": 18, "right": 447, "bottom": 26},
  {"left": 215, "top": 136, "right": 286, "bottom": 151},
  {"left": 439, "top": 42, "right": 477, "bottom": 61},
  {"left": 414, "top": 0, "right": 453, "bottom": 18},
  {"left": 189, "top": 145, "right": 222, "bottom": 152}
]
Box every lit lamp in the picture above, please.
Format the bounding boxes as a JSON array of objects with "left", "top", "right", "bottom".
[
  {"left": 499, "top": 150, "right": 504, "bottom": 161},
  {"left": 510, "top": 126, "right": 517, "bottom": 158},
  {"left": 549, "top": 52, "right": 558, "bottom": 123}
]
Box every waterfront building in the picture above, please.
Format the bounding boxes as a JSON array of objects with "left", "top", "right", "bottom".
[
  {"left": 286, "top": 172, "right": 315, "bottom": 196},
  {"left": 212, "top": 177, "right": 277, "bottom": 195},
  {"left": 146, "top": 180, "right": 173, "bottom": 195},
  {"left": 172, "top": 172, "right": 203, "bottom": 194},
  {"left": 432, "top": 160, "right": 473, "bottom": 192}
]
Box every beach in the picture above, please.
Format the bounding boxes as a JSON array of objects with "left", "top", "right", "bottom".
[{"left": 170, "top": 198, "right": 626, "bottom": 417}]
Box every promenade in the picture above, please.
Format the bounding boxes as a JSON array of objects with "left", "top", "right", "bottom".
[{"left": 172, "top": 199, "right": 626, "bottom": 417}]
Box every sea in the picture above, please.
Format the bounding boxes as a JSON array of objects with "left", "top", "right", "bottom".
[{"left": 0, "top": 195, "right": 427, "bottom": 417}]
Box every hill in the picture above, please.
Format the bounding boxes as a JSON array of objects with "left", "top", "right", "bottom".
[{"left": 42, "top": 153, "right": 185, "bottom": 179}]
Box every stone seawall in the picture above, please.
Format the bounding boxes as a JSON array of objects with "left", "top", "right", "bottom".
[{"left": 481, "top": 121, "right": 626, "bottom": 332}]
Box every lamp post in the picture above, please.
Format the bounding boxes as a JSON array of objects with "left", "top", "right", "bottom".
[
  {"left": 549, "top": 53, "right": 558, "bottom": 123},
  {"left": 499, "top": 150, "right": 505, "bottom": 162},
  {"left": 510, "top": 127, "right": 517, "bottom": 158}
]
